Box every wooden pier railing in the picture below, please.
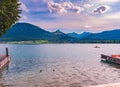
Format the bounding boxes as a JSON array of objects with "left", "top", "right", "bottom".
[{"left": 0, "top": 48, "right": 10, "bottom": 69}]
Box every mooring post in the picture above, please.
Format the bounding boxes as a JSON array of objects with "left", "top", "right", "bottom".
[{"left": 6, "top": 48, "right": 8, "bottom": 57}]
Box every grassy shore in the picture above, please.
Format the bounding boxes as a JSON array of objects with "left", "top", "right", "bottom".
[
  {"left": 1, "top": 40, "right": 120, "bottom": 44},
  {"left": 5, "top": 40, "right": 48, "bottom": 44}
]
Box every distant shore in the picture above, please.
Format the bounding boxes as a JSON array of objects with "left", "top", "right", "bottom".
[{"left": 0, "top": 40, "right": 120, "bottom": 44}]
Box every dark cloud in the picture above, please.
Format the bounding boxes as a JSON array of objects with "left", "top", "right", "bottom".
[{"left": 93, "top": 5, "right": 110, "bottom": 14}]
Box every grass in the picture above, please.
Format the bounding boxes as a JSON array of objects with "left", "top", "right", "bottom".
[{"left": 6, "top": 40, "right": 49, "bottom": 44}]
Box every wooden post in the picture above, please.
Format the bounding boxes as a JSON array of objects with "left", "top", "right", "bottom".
[{"left": 6, "top": 48, "right": 8, "bottom": 57}]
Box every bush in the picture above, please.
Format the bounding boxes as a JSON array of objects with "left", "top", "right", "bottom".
[{"left": 0, "top": 0, "right": 21, "bottom": 36}]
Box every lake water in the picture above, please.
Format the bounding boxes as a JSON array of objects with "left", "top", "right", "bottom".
[{"left": 0, "top": 44, "right": 120, "bottom": 87}]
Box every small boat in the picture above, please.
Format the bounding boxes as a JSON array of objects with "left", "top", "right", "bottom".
[
  {"left": 0, "top": 48, "right": 11, "bottom": 69},
  {"left": 94, "top": 46, "right": 100, "bottom": 48},
  {"left": 101, "top": 54, "right": 120, "bottom": 64}
]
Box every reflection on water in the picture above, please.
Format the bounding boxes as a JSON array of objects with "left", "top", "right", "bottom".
[
  {"left": 0, "top": 65, "right": 10, "bottom": 87},
  {"left": 0, "top": 44, "right": 120, "bottom": 87},
  {"left": 101, "top": 60, "right": 120, "bottom": 69}
]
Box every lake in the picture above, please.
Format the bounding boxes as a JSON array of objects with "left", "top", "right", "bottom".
[{"left": 0, "top": 44, "right": 120, "bottom": 87}]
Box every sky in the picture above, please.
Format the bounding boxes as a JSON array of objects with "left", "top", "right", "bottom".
[{"left": 19, "top": 0, "right": 120, "bottom": 33}]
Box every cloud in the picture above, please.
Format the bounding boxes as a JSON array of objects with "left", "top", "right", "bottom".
[
  {"left": 19, "top": 14, "right": 28, "bottom": 20},
  {"left": 93, "top": 5, "right": 110, "bottom": 14},
  {"left": 48, "top": 1, "right": 67, "bottom": 14},
  {"left": 103, "top": 12, "right": 120, "bottom": 19},
  {"left": 83, "top": 4, "right": 93, "bottom": 8},
  {"left": 84, "top": 25, "right": 92, "bottom": 28},
  {"left": 100, "top": 0, "right": 120, "bottom": 3},
  {"left": 91, "top": 0, "right": 120, "bottom": 4},
  {"left": 26, "top": 12, "right": 120, "bottom": 33},
  {"left": 19, "top": 0, "right": 120, "bottom": 32},
  {"left": 22, "top": 15, "right": 28, "bottom": 19},
  {"left": 20, "top": 2, "right": 29, "bottom": 12},
  {"left": 48, "top": 1, "right": 84, "bottom": 14}
]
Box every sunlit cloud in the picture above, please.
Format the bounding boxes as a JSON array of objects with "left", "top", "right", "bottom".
[
  {"left": 83, "top": 4, "right": 93, "bottom": 8},
  {"left": 91, "top": 0, "right": 120, "bottom": 4},
  {"left": 84, "top": 25, "right": 93, "bottom": 28},
  {"left": 48, "top": 1, "right": 84, "bottom": 14},
  {"left": 20, "top": 2, "right": 29, "bottom": 12},
  {"left": 102, "top": 12, "right": 120, "bottom": 19}
]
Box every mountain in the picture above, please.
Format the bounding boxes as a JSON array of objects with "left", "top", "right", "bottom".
[
  {"left": 52, "top": 30, "right": 80, "bottom": 43},
  {"left": 53, "top": 29, "right": 64, "bottom": 35},
  {"left": 79, "top": 32, "right": 92, "bottom": 39},
  {"left": 1, "top": 22, "right": 120, "bottom": 43},
  {"left": 83, "top": 29, "right": 120, "bottom": 40},
  {"left": 0, "top": 23, "right": 54, "bottom": 41},
  {"left": 68, "top": 32, "right": 91, "bottom": 39},
  {"left": 0, "top": 23, "right": 80, "bottom": 43},
  {"left": 68, "top": 32, "right": 80, "bottom": 38}
]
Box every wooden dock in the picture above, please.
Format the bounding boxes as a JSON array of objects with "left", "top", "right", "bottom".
[
  {"left": 84, "top": 83, "right": 120, "bottom": 87},
  {"left": 0, "top": 48, "right": 10, "bottom": 69}
]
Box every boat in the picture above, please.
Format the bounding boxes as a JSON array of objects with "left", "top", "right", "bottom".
[
  {"left": 0, "top": 48, "right": 11, "bottom": 69},
  {"left": 101, "top": 54, "right": 120, "bottom": 64},
  {"left": 94, "top": 46, "right": 100, "bottom": 48}
]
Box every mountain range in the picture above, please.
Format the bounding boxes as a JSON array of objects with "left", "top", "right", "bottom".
[
  {"left": 0, "top": 22, "right": 120, "bottom": 43},
  {"left": 67, "top": 32, "right": 92, "bottom": 39},
  {"left": 82, "top": 30, "right": 120, "bottom": 40},
  {"left": 0, "top": 23, "right": 80, "bottom": 43}
]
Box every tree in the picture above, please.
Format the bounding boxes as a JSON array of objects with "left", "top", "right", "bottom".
[{"left": 0, "top": 0, "right": 21, "bottom": 36}]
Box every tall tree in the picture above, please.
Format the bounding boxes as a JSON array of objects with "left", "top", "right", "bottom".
[{"left": 0, "top": 0, "right": 21, "bottom": 36}]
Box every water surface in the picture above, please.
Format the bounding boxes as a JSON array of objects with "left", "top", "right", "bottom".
[{"left": 0, "top": 44, "right": 120, "bottom": 87}]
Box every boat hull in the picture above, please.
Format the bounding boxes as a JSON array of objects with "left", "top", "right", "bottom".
[{"left": 101, "top": 54, "right": 120, "bottom": 64}]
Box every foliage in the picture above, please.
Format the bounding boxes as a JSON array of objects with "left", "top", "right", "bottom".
[
  {"left": 0, "top": 0, "right": 21, "bottom": 36},
  {"left": 6, "top": 40, "right": 48, "bottom": 44},
  {"left": 2, "top": 40, "right": 120, "bottom": 44}
]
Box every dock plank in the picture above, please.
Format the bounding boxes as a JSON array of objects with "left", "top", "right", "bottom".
[
  {"left": 0, "top": 55, "right": 10, "bottom": 69},
  {"left": 0, "top": 55, "right": 6, "bottom": 61}
]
